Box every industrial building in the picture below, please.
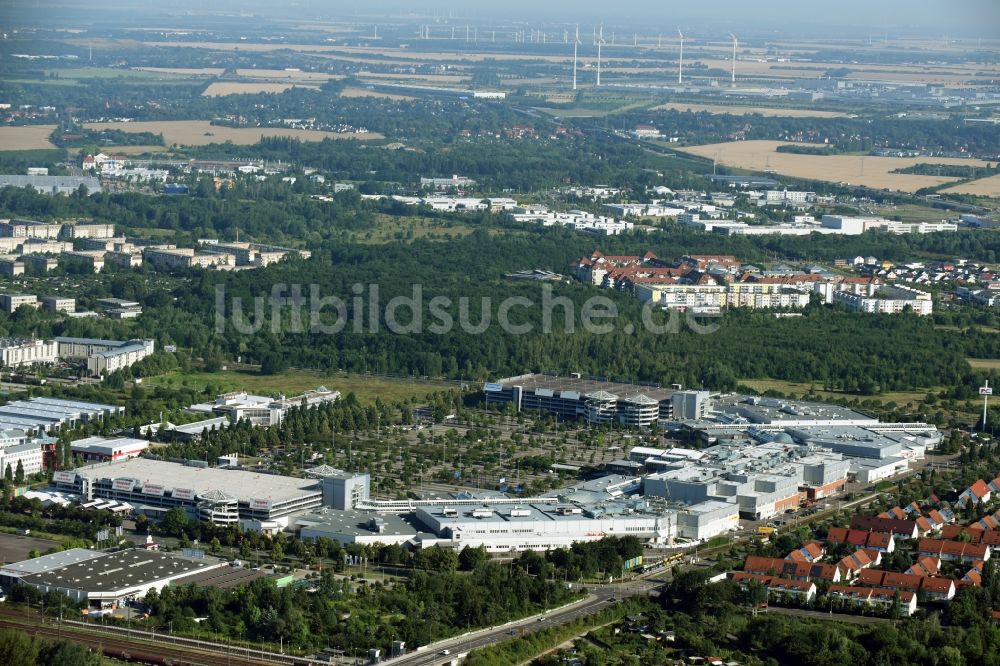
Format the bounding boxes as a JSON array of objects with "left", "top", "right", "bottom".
[
  {"left": 0, "top": 396, "right": 122, "bottom": 434},
  {"left": 484, "top": 374, "right": 676, "bottom": 427},
  {"left": 296, "top": 509, "right": 424, "bottom": 546},
  {"left": 640, "top": 441, "right": 851, "bottom": 520},
  {"left": 413, "top": 500, "right": 677, "bottom": 552}
]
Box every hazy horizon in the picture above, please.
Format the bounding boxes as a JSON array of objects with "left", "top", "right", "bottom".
[{"left": 4, "top": 0, "right": 1000, "bottom": 39}]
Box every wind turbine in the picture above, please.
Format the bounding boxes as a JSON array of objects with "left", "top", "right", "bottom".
[
  {"left": 677, "top": 27, "right": 684, "bottom": 84},
  {"left": 572, "top": 25, "right": 581, "bottom": 91},
  {"left": 597, "top": 25, "right": 605, "bottom": 86},
  {"left": 729, "top": 32, "right": 738, "bottom": 84}
]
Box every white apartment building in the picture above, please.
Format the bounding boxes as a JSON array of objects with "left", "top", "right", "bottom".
[
  {"left": 635, "top": 283, "right": 727, "bottom": 310},
  {"left": 833, "top": 285, "right": 933, "bottom": 315},
  {"left": 0, "top": 293, "right": 39, "bottom": 313},
  {"left": 0, "top": 440, "right": 44, "bottom": 477}
]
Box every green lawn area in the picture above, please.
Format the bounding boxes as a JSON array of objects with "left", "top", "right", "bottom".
[
  {"left": 145, "top": 368, "right": 458, "bottom": 403},
  {"left": 353, "top": 214, "right": 478, "bottom": 244},
  {"left": 738, "top": 377, "right": 933, "bottom": 406}
]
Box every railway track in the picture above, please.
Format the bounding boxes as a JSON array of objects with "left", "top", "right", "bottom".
[{"left": 0, "top": 607, "right": 307, "bottom": 666}]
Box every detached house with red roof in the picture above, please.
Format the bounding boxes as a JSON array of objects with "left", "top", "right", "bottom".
[
  {"left": 838, "top": 549, "right": 877, "bottom": 581},
  {"left": 957, "top": 479, "right": 992, "bottom": 508},
  {"left": 906, "top": 556, "right": 941, "bottom": 577},
  {"left": 786, "top": 541, "right": 825, "bottom": 563}
]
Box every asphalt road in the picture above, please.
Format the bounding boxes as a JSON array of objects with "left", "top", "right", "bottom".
[{"left": 385, "top": 580, "right": 659, "bottom": 666}]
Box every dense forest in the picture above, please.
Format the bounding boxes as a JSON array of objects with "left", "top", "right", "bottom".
[{"left": 3, "top": 182, "right": 1000, "bottom": 395}]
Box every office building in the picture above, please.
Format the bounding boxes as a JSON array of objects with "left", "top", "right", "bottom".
[
  {"left": 189, "top": 386, "right": 340, "bottom": 426},
  {"left": 55, "top": 336, "right": 155, "bottom": 376},
  {"left": 70, "top": 436, "right": 150, "bottom": 462},
  {"left": 0, "top": 338, "right": 58, "bottom": 367},
  {"left": 484, "top": 374, "right": 676, "bottom": 426}
]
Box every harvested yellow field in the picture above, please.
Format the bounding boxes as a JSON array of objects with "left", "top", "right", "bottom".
[
  {"left": 109, "top": 145, "right": 171, "bottom": 154},
  {"left": 82, "top": 120, "right": 381, "bottom": 146},
  {"left": 235, "top": 68, "right": 335, "bottom": 81},
  {"left": 940, "top": 174, "right": 1000, "bottom": 197},
  {"left": 0, "top": 125, "right": 57, "bottom": 151},
  {"left": 133, "top": 67, "right": 225, "bottom": 76},
  {"left": 653, "top": 102, "right": 848, "bottom": 118},
  {"left": 202, "top": 82, "right": 318, "bottom": 96},
  {"left": 676, "top": 140, "right": 994, "bottom": 192},
  {"left": 358, "top": 72, "right": 470, "bottom": 83},
  {"left": 339, "top": 86, "right": 415, "bottom": 101}
]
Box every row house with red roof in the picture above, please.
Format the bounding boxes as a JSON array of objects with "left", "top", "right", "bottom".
[
  {"left": 850, "top": 515, "right": 922, "bottom": 540},
  {"left": 857, "top": 570, "right": 957, "bottom": 601},
  {"left": 917, "top": 538, "right": 992, "bottom": 564},
  {"left": 940, "top": 525, "right": 1000, "bottom": 549},
  {"left": 826, "top": 527, "right": 896, "bottom": 553},
  {"left": 742, "top": 555, "right": 843, "bottom": 583},
  {"left": 729, "top": 572, "right": 818, "bottom": 604},
  {"left": 827, "top": 585, "right": 918, "bottom": 616}
]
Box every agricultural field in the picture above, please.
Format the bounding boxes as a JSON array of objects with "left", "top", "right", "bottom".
[
  {"left": 356, "top": 71, "right": 470, "bottom": 84},
  {"left": 202, "top": 81, "right": 316, "bottom": 96},
  {"left": 234, "top": 68, "right": 337, "bottom": 81},
  {"left": 339, "top": 86, "right": 416, "bottom": 101},
  {"left": 133, "top": 67, "right": 225, "bottom": 76},
  {"left": 0, "top": 125, "right": 57, "bottom": 151},
  {"left": 939, "top": 173, "right": 1000, "bottom": 198},
  {"left": 653, "top": 102, "right": 849, "bottom": 118},
  {"left": 966, "top": 359, "right": 1000, "bottom": 371},
  {"left": 676, "top": 140, "right": 994, "bottom": 192},
  {"left": 697, "top": 57, "right": 999, "bottom": 86},
  {"left": 145, "top": 368, "right": 459, "bottom": 404},
  {"left": 81, "top": 120, "right": 381, "bottom": 146}
]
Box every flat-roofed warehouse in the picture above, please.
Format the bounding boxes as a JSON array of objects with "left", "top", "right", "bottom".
[
  {"left": 0, "top": 397, "right": 122, "bottom": 434},
  {"left": 0, "top": 548, "right": 105, "bottom": 587},
  {"left": 17, "top": 549, "right": 226, "bottom": 607},
  {"left": 484, "top": 373, "right": 677, "bottom": 427},
  {"left": 53, "top": 459, "right": 362, "bottom": 528}
]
